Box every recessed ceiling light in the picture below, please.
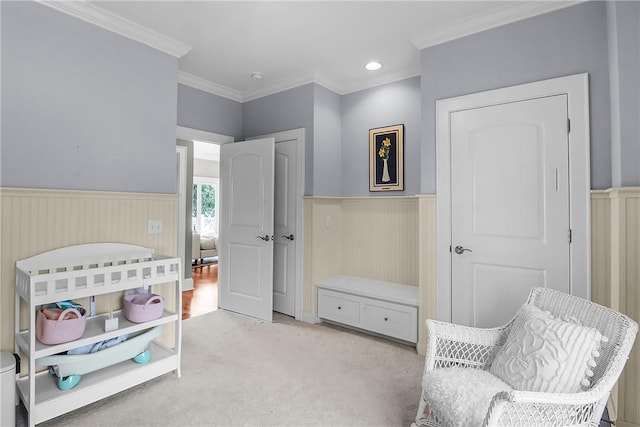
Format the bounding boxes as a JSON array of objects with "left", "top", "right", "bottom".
[
  {"left": 365, "top": 61, "right": 382, "bottom": 71},
  {"left": 251, "top": 72, "right": 263, "bottom": 80}
]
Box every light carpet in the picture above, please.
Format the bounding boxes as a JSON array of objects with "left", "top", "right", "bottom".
[{"left": 37, "top": 310, "right": 423, "bottom": 427}]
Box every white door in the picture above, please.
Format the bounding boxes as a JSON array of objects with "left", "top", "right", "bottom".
[
  {"left": 451, "top": 95, "right": 570, "bottom": 327},
  {"left": 219, "top": 138, "right": 275, "bottom": 321},
  {"left": 248, "top": 128, "right": 305, "bottom": 320},
  {"left": 273, "top": 140, "right": 297, "bottom": 316}
]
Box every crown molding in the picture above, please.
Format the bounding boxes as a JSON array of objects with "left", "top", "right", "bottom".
[
  {"left": 179, "top": 69, "right": 421, "bottom": 103},
  {"left": 410, "top": 1, "right": 580, "bottom": 50},
  {"left": 242, "top": 73, "right": 319, "bottom": 102},
  {"left": 340, "top": 71, "right": 421, "bottom": 96},
  {"left": 178, "top": 71, "right": 243, "bottom": 103},
  {"left": 36, "top": 1, "right": 191, "bottom": 58},
  {"left": 178, "top": 70, "right": 319, "bottom": 103}
]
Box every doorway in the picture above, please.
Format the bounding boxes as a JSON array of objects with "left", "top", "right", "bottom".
[
  {"left": 183, "top": 263, "right": 218, "bottom": 320},
  {"left": 176, "top": 126, "right": 232, "bottom": 298},
  {"left": 436, "top": 74, "right": 591, "bottom": 326}
]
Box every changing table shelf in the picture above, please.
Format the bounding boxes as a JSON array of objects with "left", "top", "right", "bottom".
[
  {"left": 17, "top": 342, "right": 176, "bottom": 425},
  {"left": 15, "top": 309, "right": 177, "bottom": 359},
  {"left": 14, "top": 243, "right": 182, "bottom": 427}
]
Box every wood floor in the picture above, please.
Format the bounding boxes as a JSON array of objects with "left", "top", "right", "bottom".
[{"left": 182, "top": 262, "right": 218, "bottom": 320}]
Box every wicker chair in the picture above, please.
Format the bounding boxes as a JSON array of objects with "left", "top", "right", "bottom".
[{"left": 414, "top": 287, "right": 638, "bottom": 427}]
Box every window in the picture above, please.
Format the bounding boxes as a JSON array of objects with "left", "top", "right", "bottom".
[{"left": 192, "top": 177, "right": 218, "bottom": 237}]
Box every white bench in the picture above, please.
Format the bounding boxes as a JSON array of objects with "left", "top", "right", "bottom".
[{"left": 316, "top": 276, "right": 418, "bottom": 344}]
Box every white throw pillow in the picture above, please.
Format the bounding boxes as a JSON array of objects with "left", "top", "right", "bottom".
[
  {"left": 490, "top": 304, "right": 606, "bottom": 393},
  {"left": 422, "top": 367, "right": 512, "bottom": 427}
]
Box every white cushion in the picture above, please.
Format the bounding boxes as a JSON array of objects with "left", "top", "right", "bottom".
[
  {"left": 490, "top": 304, "right": 606, "bottom": 393},
  {"left": 200, "top": 237, "right": 217, "bottom": 250},
  {"left": 422, "top": 367, "right": 512, "bottom": 427}
]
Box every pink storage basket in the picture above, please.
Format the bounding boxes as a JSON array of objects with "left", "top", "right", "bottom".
[
  {"left": 36, "top": 307, "right": 87, "bottom": 345},
  {"left": 123, "top": 293, "right": 164, "bottom": 323}
]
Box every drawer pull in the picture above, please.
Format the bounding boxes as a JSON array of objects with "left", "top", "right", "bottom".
[
  {"left": 384, "top": 317, "right": 388, "bottom": 321},
  {"left": 338, "top": 306, "right": 342, "bottom": 310}
]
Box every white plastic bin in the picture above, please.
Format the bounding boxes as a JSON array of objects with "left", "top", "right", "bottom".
[{"left": 0, "top": 352, "right": 15, "bottom": 427}]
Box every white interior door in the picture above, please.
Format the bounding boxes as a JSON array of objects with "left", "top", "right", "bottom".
[
  {"left": 248, "top": 128, "right": 305, "bottom": 320},
  {"left": 219, "top": 138, "right": 275, "bottom": 321},
  {"left": 273, "top": 140, "right": 297, "bottom": 316},
  {"left": 451, "top": 95, "right": 570, "bottom": 328}
]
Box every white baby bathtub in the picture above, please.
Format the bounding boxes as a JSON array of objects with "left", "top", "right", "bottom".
[{"left": 37, "top": 326, "right": 161, "bottom": 378}]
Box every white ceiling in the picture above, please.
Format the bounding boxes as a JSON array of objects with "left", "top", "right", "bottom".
[{"left": 83, "top": 1, "right": 577, "bottom": 102}]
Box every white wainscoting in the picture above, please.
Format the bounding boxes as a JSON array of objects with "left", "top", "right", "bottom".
[
  {"left": 0, "top": 187, "right": 178, "bottom": 351},
  {"left": 417, "top": 195, "right": 437, "bottom": 355},
  {"left": 306, "top": 190, "right": 638, "bottom": 369},
  {"left": 303, "top": 196, "right": 435, "bottom": 354},
  {"left": 6, "top": 188, "right": 633, "bottom": 409},
  {"left": 591, "top": 188, "right": 640, "bottom": 427}
]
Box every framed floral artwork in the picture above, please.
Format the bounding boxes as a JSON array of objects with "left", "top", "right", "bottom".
[{"left": 369, "top": 124, "right": 404, "bottom": 192}]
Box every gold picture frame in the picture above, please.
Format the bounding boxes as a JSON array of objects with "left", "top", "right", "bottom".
[{"left": 369, "top": 124, "right": 404, "bottom": 192}]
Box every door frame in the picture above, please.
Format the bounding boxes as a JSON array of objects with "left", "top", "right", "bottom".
[
  {"left": 436, "top": 73, "right": 590, "bottom": 322},
  {"left": 248, "top": 128, "right": 305, "bottom": 321},
  {"left": 176, "top": 145, "right": 189, "bottom": 290}
]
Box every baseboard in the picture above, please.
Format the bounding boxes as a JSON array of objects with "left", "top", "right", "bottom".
[
  {"left": 302, "top": 312, "right": 321, "bottom": 324},
  {"left": 183, "top": 278, "right": 194, "bottom": 291}
]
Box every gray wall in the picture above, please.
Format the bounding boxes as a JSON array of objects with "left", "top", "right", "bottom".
[
  {"left": 313, "top": 85, "right": 342, "bottom": 196},
  {"left": 4, "top": 1, "right": 634, "bottom": 198},
  {"left": 607, "top": 1, "right": 640, "bottom": 187},
  {"left": 1, "top": 1, "right": 179, "bottom": 193},
  {"left": 177, "top": 84, "right": 243, "bottom": 141},
  {"left": 243, "top": 84, "right": 315, "bottom": 195},
  {"left": 420, "top": 1, "right": 612, "bottom": 192},
  {"left": 341, "top": 77, "right": 421, "bottom": 196}
]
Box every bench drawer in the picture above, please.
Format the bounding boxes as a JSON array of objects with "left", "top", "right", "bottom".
[
  {"left": 361, "top": 301, "right": 417, "bottom": 343},
  {"left": 317, "top": 289, "right": 360, "bottom": 326}
]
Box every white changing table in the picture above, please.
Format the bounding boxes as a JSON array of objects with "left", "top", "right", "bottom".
[{"left": 14, "top": 243, "right": 182, "bottom": 426}]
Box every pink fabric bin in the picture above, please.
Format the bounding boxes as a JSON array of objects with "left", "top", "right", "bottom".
[
  {"left": 36, "top": 307, "right": 87, "bottom": 345},
  {"left": 123, "top": 293, "right": 164, "bottom": 323}
]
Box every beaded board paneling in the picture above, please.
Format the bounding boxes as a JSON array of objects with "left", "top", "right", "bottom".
[
  {"left": 303, "top": 196, "right": 431, "bottom": 348},
  {"left": 592, "top": 188, "right": 640, "bottom": 427},
  {"left": 1, "top": 187, "right": 178, "bottom": 351}
]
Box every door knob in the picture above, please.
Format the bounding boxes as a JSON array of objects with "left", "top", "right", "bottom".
[
  {"left": 282, "top": 234, "right": 295, "bottom": 241},
  {"left": 454, "top": 245, "right": 473, "bottom": 255},
  {"left": 257, "top": 235, "right": 270, "bottom": 241}
]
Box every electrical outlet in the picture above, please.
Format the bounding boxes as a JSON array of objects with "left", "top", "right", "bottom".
[{"left": 148, "top": 220, "right": 163, "bottom": 234}]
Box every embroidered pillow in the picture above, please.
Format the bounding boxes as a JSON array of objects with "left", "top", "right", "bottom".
[{"left": 490, "top": 304, "right": 606, "bottom": 393}]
